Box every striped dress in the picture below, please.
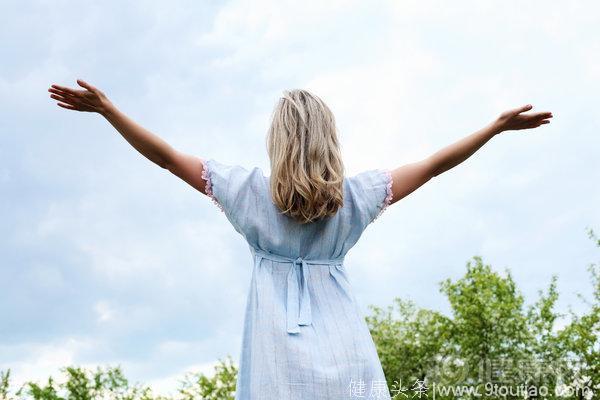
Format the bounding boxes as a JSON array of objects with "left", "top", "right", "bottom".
[{"left": 200, "top": 158, "right": 394, "bottom": 400}]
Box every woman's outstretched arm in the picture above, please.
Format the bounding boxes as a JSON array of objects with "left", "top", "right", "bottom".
[
  {"left": 48, "top": 79, "right": 209, "bottom": 194},
  {"left": 388, "top": 104, "right": 553, "bottom": 205}
]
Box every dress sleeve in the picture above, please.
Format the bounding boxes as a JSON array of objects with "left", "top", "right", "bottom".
[
  {"left": 346, "top": 168, "right": 394, "bottom": 228},
  {"left": 199, "top": 157, "right": 264, "bottom": 226}
]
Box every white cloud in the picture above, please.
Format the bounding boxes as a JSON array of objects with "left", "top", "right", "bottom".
[
  {"left": 94, "top": 300, "right": 114, "bottom": 323},
  {"left": 0, "top": 337, "right": 99, "bottom": 389}
]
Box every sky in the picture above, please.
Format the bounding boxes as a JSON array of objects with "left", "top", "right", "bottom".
[{"left": 1, "top": 0, "right": 599, "bottom": 395}]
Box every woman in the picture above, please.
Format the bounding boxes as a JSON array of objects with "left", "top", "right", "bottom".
[{"left": 48, "top": 80, "right": 552, "bottom": 399}]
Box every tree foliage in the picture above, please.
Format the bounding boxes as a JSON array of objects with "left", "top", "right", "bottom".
[{"left": 366, "top": 230, "right": 599, "bottom": 399}]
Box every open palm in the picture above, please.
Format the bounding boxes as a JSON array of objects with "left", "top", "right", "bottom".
[
  {"left": 48, "top": 79, "right": 112, "bottom": 114},
  {"left": 496, "top": 104, "right": 553, "bottom": 131}
]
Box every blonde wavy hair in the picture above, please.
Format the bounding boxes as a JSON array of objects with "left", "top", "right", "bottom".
[{"left": 266, "top": 89, "right": 345, "bottom": 224}]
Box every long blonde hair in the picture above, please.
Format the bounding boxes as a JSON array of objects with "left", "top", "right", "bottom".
[{"left": 266, "top": 89, "right": 345, "bottom": 224}]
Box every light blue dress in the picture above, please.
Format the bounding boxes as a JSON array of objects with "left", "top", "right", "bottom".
[{"left": 200, "top": 158, "right": 394, "bottom": 400}]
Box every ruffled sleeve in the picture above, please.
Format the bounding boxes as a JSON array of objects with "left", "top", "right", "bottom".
[
  {"left": 200, "top": 158, "right": 226, "bottom": 213},
  {"left": 373, "top": 169, "right": 394, "bottom": 222},
  {"left": 199, "top": 158, "right": 266, "bottom": 231},
  {"left": 346, "top": 168, "right": 394, "bottom": 228}
]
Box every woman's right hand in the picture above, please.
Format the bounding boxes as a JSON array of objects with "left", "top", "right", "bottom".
[
  {"left": 493, "top": 104, "right": 553, "bottom": 133},
  {"left": 48, "top": 79, "right": 114, "bottom": 116}
]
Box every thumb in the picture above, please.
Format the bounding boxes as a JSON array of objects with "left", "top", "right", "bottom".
[
  {"left": 512, "top": 104, "right": 533, "bottom": 115},
  {"left": 77, "top": 78, "right": 96, "bottom": 92}
]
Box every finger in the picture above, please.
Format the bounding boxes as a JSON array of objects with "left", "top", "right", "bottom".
[
  {"left": 532, "top": 120, "right": 550, "bottom": 128},
  {"left": 48, "top": 87, "right": 78, "bottom": 98},
  {"left": 77, "top": 79, "right": 97, "bottom": 92},
  {"left": 50, "top": 93, "right": 83, "bottom": 108},
  {"left": 49, "top": 93, "right": 73, "bottom": 103},
  {"left": 530, "top": 111, "right": 553, "bottom": 119},
  {"left": 50, "top": 84, "right": 81, "bottom": 97},
  {"left": 57, "top": 101, "right": 78, "bottom": 110},
  {"left": 512, "top": 104, "right": 533, "bottom": 115},
  {"left": 50, "top": 91, "right": 96, "bottom": 110},
  {"left": 524, "top": 113, "right": 551, "bottom": 124}
]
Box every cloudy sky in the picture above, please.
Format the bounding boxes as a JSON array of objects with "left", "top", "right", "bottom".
[{"left": 1, "top": 0, "right": 599, "bottom": 395}]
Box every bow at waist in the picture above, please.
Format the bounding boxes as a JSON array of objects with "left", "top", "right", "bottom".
[{"left": 251, "top": 247, "right": 345, "bottom": 334}]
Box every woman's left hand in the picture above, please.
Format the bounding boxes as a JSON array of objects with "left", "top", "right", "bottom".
[{"left": 48, "top": 79, "right": 114, "bottom": 115}]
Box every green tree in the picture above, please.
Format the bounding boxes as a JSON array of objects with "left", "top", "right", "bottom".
[
  {"left": 0, "top": 358, "right": 237, "bottom": 400},
  {"left": 177, "top": 356, "right": 237, "bottom": 400},
  {"left": 1, "top": 370, "right": 15, "bottom": 400},
  {"left": 440, "top": 256, "right": 531, "bottom": 383},
  {"left": 553, "top": 229, "right": 599, "bottom": 399},
  {"left": 9, "top": 365, "right": 157, "bottom": 400},
  {"left": 366, "top": 298, "right": 452, "bottom": 392},
  {"left": 368, "top": 229, "right": 599, "bottom": 399}
]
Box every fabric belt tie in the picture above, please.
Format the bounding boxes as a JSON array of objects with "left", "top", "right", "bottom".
[{"left": 252, "top": 247, "right": 345, "bottom": 334}]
